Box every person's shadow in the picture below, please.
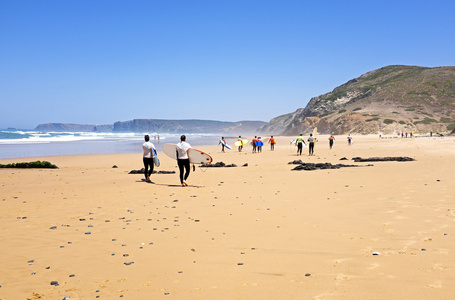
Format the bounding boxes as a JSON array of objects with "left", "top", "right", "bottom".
[{"left": 137, "top": 179, "right": 203, "bottom": 188}]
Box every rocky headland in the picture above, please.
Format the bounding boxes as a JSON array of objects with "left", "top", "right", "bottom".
[{"left": 260, "top": 65, "right": 455, "bottom": 135}]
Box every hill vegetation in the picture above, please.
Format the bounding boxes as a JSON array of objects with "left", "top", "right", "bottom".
[{"left": 260, "top": 65, "right": 455, "bottom": 135}]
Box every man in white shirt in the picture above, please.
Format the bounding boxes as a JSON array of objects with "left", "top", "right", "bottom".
[
  {"left": 176, "top": 135, "right": 192, "bottom": 186},
  {"left": 308, "top": 133, "right": 317, "bottom": 156},
  {"left": 142, "top": 135, "right": 156, "bottom": 183}
]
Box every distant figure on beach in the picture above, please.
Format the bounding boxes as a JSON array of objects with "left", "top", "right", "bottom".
[
  {"left": 329, "top": 135, "right": 335, "bottom": 149},
  {"left": 296, "top": 134, "right": 306, "bottom": 156},
  {"left": 252, "top": 136, "right": 258, "bottom": 153},
  {"left": 142, "top": 135, "right": 156, "bottom": 183},
  {"left": 347, "top": 135, "right": 353, "bottom": 145},
  {"left": 308, "top": 133, "right": 317, "bottom": 156},
  {"left": 218, "top": 137, "right": 226, "bottom": 153},
  {"left": 237, "top": 136, "right": 243, "bottom": 152},
  {"left": 269, "top": 136, "right": 276, "bottom": 151},
  {"left": 257, "top": 137, "right": 263, "bottom": 153},
  {"left": 176, "top": 135, "right": 192, "bottom": 187}
]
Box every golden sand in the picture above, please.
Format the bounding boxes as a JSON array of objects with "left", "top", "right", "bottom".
[{"left": 0, "top": 135, "right": 454, "bottom": 299}]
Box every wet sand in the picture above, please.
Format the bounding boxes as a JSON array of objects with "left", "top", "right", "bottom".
[{"left": 1, "top": 135, "right": 454, "bottom": 299}]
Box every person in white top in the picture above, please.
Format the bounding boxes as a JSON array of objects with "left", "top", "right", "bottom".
[
  {"left": 142, "top": 135, "right": 156, "bottom": 183},
  {"left": 176, "top": 135, "right": 192, "bottom": 186},
  {"left": 307, "top": 133, "right": 317, "bottom": 156}
]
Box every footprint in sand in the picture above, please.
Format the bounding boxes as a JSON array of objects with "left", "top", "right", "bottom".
[
  {"left": 427, "top": 281, "right": 442, "bottom": 289},
  {"left": 367, "top": 262, "right": 381, "bottom": 270},
  {"left": 432, "top": 263, "right": 450, "bottom": 271},
  {"left": 335, "top": 273, "right": 350, "bottom": 282}
]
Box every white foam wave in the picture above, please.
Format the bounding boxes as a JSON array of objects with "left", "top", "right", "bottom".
[{"left": 0, "top": 131, "right": 171, "bottom": 144}]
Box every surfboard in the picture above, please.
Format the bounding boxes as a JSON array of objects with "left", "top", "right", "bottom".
[
  {"left": 220, "top": 140, "right": 231, "bottom": 150},
  {"left": 291, "top": 139, "right": 308, "bottom": 147},
  {"left": 235, "top": 139, "right": 248, "bottom": 147},
  {"left": 162, "top": 144, "right": 213, "bottom": 164},
  {"left": 312, "top": 127, "right": 318, "bottom": 137},
  {"left": 152, "top": 148, "right": 160, "bottom": 167}
]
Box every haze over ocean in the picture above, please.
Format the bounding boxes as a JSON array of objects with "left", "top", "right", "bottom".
[{"left": 1, "top": 1, "right": 455, "bottom": 130}]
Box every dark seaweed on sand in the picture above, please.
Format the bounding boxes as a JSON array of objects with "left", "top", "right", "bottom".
[{"left": 0, "top": 161, "right": 58, "bottom": 169}]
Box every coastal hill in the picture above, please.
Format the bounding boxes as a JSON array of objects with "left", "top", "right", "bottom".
[
  {"left": 35, "top": 123, "right": 113, "bottom": 132},
  {"left": 35, "top": 119, "right": 266, "bottom": 134},
  {"left": 260, "top": 65, "right": 455, "bottom": 135}
]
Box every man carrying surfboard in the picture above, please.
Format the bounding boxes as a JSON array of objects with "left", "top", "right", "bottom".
[
  {"left": 252, "top": 136, "right": 258, "bottom": 153},
  {"left": 308, "top": 133, "right": 317, "bottom": 156},
  {"left": 142, "top": 135, "right": 156, "bottom": 183},
  {"left": 219, "top": 137, "right": 226, "bottom": 153},
  {"left": 296, "top": 134, "right": 306, "bottom": 156},
  {"left": 176, "top": 135, "right": 192, "bottom": 187},
  {"left": 329, "top": 135, "right": 335, "bottom": 149},
  {"left": 269, "top": 136, "right": 276, "bottom": 151},
  {"left": 257, "top": 137, "right": 263, "bottom": 153},
  {"left": 237, "top": 136, "right": 243, "bottom": 152}
]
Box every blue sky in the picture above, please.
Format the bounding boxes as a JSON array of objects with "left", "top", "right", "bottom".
[{"left": 1, "top": 0, "right": 454, "bottom": 129}]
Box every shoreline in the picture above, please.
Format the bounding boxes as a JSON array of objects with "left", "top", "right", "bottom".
[{"left": 0, "top": 133, "right": 447, "bottom": 162}]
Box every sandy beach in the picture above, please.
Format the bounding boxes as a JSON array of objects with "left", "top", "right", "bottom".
[{"left": 1, "top": 135, "right": 454, "bottom": 299}]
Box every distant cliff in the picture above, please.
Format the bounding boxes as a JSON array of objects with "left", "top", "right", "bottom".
[
  {"left": 113, "top": 119, "right": 266, "bottom": 134},
  {"left": 260, "top": 65, "right": 455, "bottom": 135},
  {"left": 35, "top": 119, "right": 266, "bottom": 134},
  {"left": 35, "top": 123, "right": 114, "bottom": 132}
]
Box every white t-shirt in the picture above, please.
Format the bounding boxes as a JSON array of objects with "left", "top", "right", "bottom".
[
  {"left": 308, "top": 136, "right": 315, "bottom": 143},
  {"left": 142, "top": 141, "right": 155, "bottom": 158},
  {"left": 176, "top": 141, "right": 192, "bottom": 159}
]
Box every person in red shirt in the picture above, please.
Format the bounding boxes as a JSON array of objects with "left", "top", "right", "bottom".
[{"left": 269, "top": 136, "right": 276, "bottom": 151}]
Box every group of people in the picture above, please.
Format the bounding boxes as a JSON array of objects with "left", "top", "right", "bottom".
[
  {"left": 400, "top": 132, "right": 413, "bottom": 138},
  {"left": 294, "top": 134, "right": 352, "bottom": 155},
  {"left": 142, "top": 134, "right": 192, "bottom": 187},
  {"left": 142, "top": 133, "right": 351, "bottom": 186},
  {"left": 295, "top": 133, "right": 319, "bottom": 156},
  {"left": 234, "top": 135, "right": 276, "bottom": 153}
]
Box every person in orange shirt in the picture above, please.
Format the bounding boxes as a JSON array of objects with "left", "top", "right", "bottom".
[
  {"left": 328, "top": 135, "right": 335, "bottom": 149},
  {"left": 252, "top": 136, "right": 258, "bottom": 153},
  {"left": 269, "top": 136, "right": 276, "bottom": 151}
]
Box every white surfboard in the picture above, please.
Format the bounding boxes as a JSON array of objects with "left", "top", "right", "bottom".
[
  {"left": 291, "top": 139, "right": 308, "bottom": 147},
  {"left": 220, "top": 140, "right": 231, "bottom": 150},
  {"left": 162, "top": 144, "right": 213, "bottom": 164}
]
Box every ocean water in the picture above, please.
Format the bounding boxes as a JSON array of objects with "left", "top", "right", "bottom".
[{"left": 0, "top": 131, "right": 223, "bottom": 159}]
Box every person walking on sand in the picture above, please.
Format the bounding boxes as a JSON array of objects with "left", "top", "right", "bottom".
[
  {"left": 142, "top": 134, "right": 156, "bottom": 183},
  {"left": 269, "top": 136, "right": 276, "bottom": 151},
  {"left": 347, "top": 135, "right": 353, "bottom": 145},
  {"left": 296, "top": 134, "right": 306, "bottom": 156},
  {"left": 252, "top": 136, "right": 258, "bottom": 153},
  {"left": 176, "top": 135, "right": 192, "bottom": 187},
  {"left": 218, "top": 137, "right": 226, "bottom": 153},
  {"left": 329, "top": 135, "right": 335, "bottom": 149},
  {"left": 237, "top": 136, "right": 243, "bottom": 152},
  {"left": 308, "top": 133, "right": 317, "bottom": 156},
  {"left": 257, "top": 137, "right": 263, "bottom": 153}
]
